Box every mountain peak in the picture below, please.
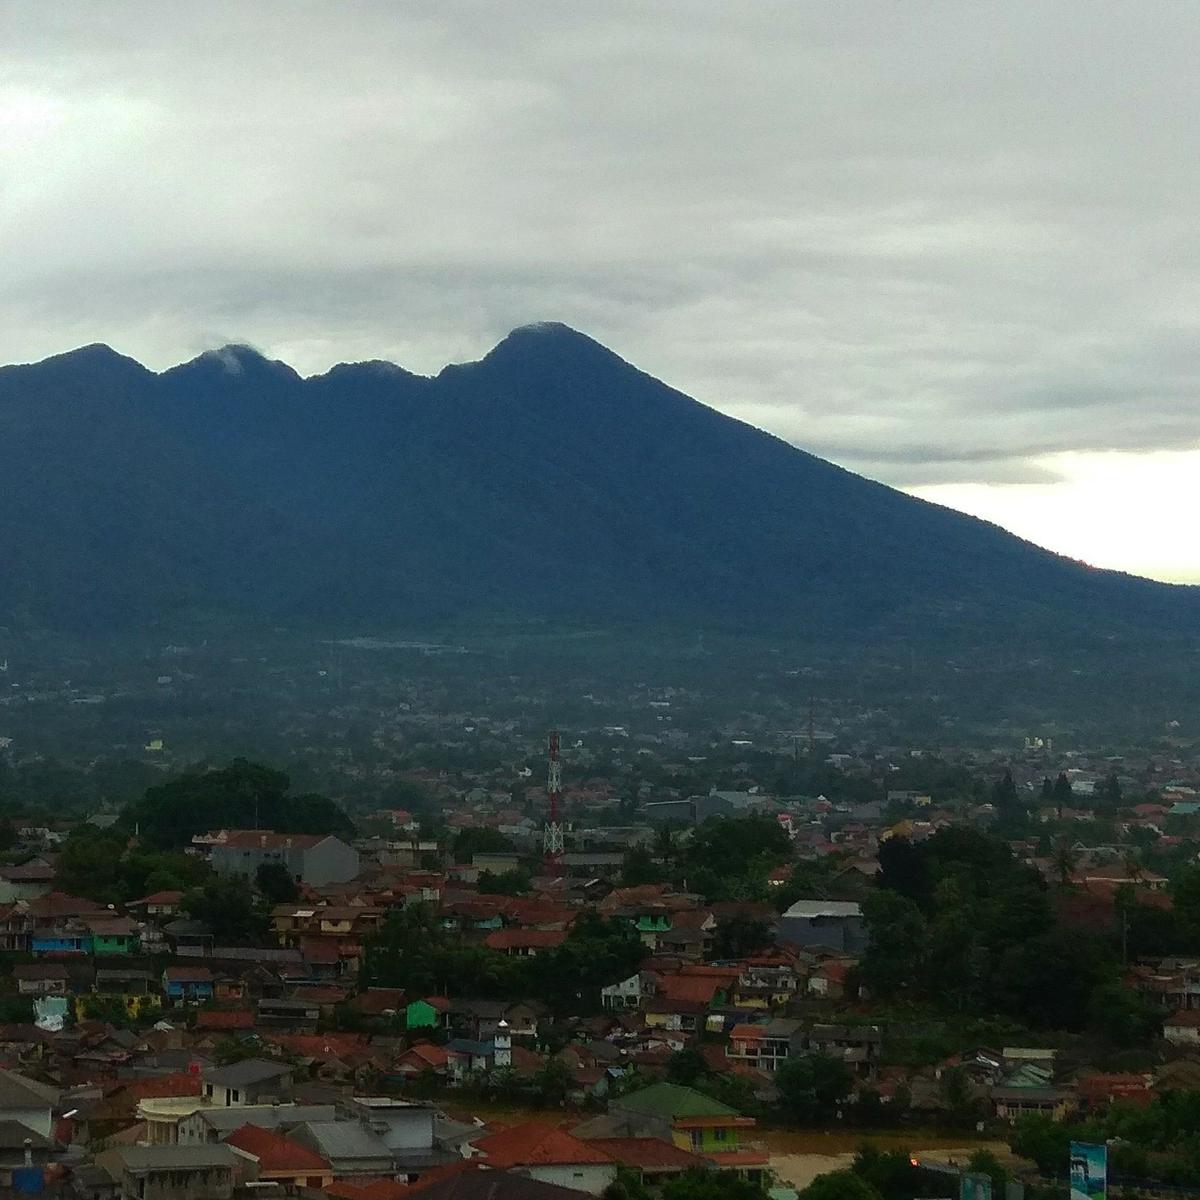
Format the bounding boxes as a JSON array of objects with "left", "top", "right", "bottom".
[
  {"left": 0, "top": 343, "right": 153, "bottom": 388},
  {"left": 166, "top": 344, "right": 301, "bottom": 384},
  {"left": 481, "top": 323, "right": 625, "bottom": 371},
  {"left": 34, "top": 343, "right": 148, "bottom": 372}
]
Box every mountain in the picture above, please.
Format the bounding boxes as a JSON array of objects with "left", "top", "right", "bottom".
[{"left": 0, "top": 322, "right": 1195, "bottom": 638}]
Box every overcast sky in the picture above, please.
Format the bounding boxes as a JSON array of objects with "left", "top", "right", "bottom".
[{"left": 3, "top": 2, "right": 1198, "bottom": 581}]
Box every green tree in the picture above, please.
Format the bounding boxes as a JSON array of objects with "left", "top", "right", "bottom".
[
  {"left": 851, "top": 1145, "right": 932, "bottom": 1200},
  {"left": 712, "top": 914, "right": 773, "bottom": 959},
  {"left": 654, "top": 825, "right": 678, "bottom": 866},
  {"left": 777, "top": 1053, "right": 854, "bottom": 1124},
  {"left": 995, "top": 927, "right": 1113, "bottom": 1031},
  {"left": 966, "top": 1150, "right": 1009, "bottom": 1197},
  {"left": 122, "top": 759, "right": 353, "bottom": 849},
  {"left": 603, "top": 1166, "right": 652, "bottom": 1200},
  {"left": 939, "top": 1066, "right": 985, "bottom": 1130},
  {"left": 798, "top": 1170, "right": 882, "bottom": 1200},
  {"left": 182, "top": 876, "right": 261, "bottom": 943},
  {"left": 452, "top": 827, "right": 515, "bottom": 861},
  {"left": 1096, "top": 772, "right": 1123, "bottom": 812},
  {"left": 55, "top": 826, "right": 126, "bottom": 901},
  {"left": 1009, "top": 1114, "right": 1070, "bottom": 1174},
  {"left": 665, "top": 1046, "right": 708, "bottom": 1087},
  {"left": 685, "top": 813, "right": 790, "bottom": 880},
  {"left": 859, "top": 890, "right": 926, "bottom": 997},
  {"left": 478, "top": 868, "right": 532, "bottom": 896},
  {"left": 1051, "top": 836, "right": 1077, "bottom": 886},
  {"left": 532, "top": 1056, "right": 573, "bottom": 1107},
  {"left": 1087, "top": 981, "right": 1163, "bottom": 1045},
  {"left": 255, "top": 861, "right": 299, "bottom": 904},
  {"left": 1053, "top": 772, "right": 1074, "bottom": 809},
  {"left": 620, "top": 844, "right": 665, "bottom": 887},
  {"left": 663, "top": 1169, "right": 770, "bottom": 1200},
  {"left": 1172, "top": 865, "right": 1200, "bottom": 949},
  {"left": 991, "top": 769, "right": 1019, "bottom": 812},
  {"left": 877, "top": 836, "right": 932, "bottom": 907}
]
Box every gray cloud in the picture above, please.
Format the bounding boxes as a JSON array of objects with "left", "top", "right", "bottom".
[{"left": 2, "top": 1, "right": 1199, "bottom": 488}]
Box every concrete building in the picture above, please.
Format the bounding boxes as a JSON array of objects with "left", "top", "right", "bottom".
[
  {"left": 204, "top": 829, "right": 360, "bottom": 886},
  {"left": 778, "top": 900, "right": 866, "bottom": 953},
  {"left": 95, "top": 1144, "right": 237, "bottom": 1200}
]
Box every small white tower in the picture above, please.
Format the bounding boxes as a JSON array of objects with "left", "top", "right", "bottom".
[{"left": 493, "top": 1019, "right": 511, "bottom": 1069}]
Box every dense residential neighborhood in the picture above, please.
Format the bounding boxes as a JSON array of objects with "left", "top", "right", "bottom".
[{"left": 0, "top": 733, "right": 1198, "bottom": 1197}]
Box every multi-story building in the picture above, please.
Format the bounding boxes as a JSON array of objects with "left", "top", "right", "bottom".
[{"left": 200, "top": 830, "right": 360, "bottom": 887}]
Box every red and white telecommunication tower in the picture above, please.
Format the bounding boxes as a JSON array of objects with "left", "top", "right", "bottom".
[{"left": 543, "top": 731, "right": 565, "bottom": 871}]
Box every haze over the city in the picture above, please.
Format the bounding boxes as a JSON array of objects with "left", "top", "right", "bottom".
[{"left": 3, "top": 2, "right": 1198, "bottom": 582}]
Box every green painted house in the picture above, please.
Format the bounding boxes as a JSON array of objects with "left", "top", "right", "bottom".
[
  {"left": 406, "top": 998, "right": 444, "bottom": 1030},
  {"left": 603, "top": 1082, "right": 768, "bottom": 1176},
  {"left": 86, "top": 918, "right": 140, "bottom": 956}
]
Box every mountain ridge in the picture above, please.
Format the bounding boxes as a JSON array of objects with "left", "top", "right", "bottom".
[{"left": 0, "top": 325, "right": 1194, "bottom": 638}]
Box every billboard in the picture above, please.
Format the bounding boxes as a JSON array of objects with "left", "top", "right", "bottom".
[
  {"left": 961, "top": 1173, "right": 992, "bottom": 1200},
  {"left": 1070, "top": 1142, "right": 1108, "bottom": 1200}
]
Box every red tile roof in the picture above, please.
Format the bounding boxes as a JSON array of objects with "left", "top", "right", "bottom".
[
  {"left": 351, "top": 988, "right": 407, "bottom": 1015},
  {"left": 163, "top": 966, "right": 215, "bottom": 981},
  {"left": 195, "top": 1010, "right": 255, "bottom": 1031},
  {"left": 26, "top": 892, "right": 106, "bottom": 918},
  {"left": 484, "top": 929, "right": 568, "bottom": 952},
  {"left": 264, "top": 1033, "right": 370, "bottom": 1062},
  {"left": 399, "top": 1043, "right": 451, "bottom": 1070},
  {"left": 124, "top": 1072, "right": 203, "bottom": 1100},
  {"left": 474, "top": 1121, "right": 614, "bottom": 1167},
  {"left": 226, "top": 1123, "right": 331, "bottom": 1174},
  {"left": 128, "top": 890, "right": 185, "bottom": 906},
  {"left": 587, "top": 1137, "right": 707, "bottom": 1171},
  {"left": 654, "top": 974, "right": 725, "bottom": 1006},
  {"left": 214, "top": 830, "right": 325, "bottom": 850},
  {"left": 326, "top": 1181, "right": 411, "bottom": 1200}
]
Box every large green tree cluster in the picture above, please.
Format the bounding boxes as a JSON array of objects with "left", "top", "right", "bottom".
[
  {"left": 1011, "top": 1095, "right": 1200, "bottom": 1186},
  {"left": 861, "top": 828, "right": 1119, "bottom": 1030},
  {"left": 678, "top": 813, "right": 792, "bottom": 902},
  {"left": 120, "top": 759, "right": 354, "bottom": 849},
  {"left": 362, "top": 905, "right": 645, "bottom": 1010},
  {"left": 55, "top": 824, "right": 211, "bottom": 904}
]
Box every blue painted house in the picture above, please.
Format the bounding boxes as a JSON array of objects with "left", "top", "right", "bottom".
[
  {"left": 162, "top": 965, "right": 216, "bottom": 1003},
  {"left": 31, "top": 929, "right": 89, "bottom": 956}
]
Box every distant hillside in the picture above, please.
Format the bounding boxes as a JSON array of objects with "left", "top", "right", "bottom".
[{"left": 0, "top": 322, "right": 1195, "bottom": 638}]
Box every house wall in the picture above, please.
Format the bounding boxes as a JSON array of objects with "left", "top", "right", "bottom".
[
  {"left": 527, "top": 1164, "right": 617, "bottom": 1195},
  {"left": 406, "top": 1001, "right": 438, "bottom": 1028},
  {"left": 31, "top": 936, "right": 87, "bottom": 955},
  {"left": 359, "top": 1107, "right": 434, "bottom": 1151},
  {"left": 302, "top": 838, "right": 361, "bottom": 886},
  {"left": 122, "top": 1166, "right": 233, "bottom": 1200},
  {"left": 1166, "top": 1025, "right": 1200, "bottom": 1045},
  {"left": 778, "top": 913, "right": 867, "bottom": 954},
  {"left": 94, "top": 936, "right": 137, "bottom": 955},
  {"left": 16, "top": 979, "right": 66, "bottom": 996},
  {"left": 0, "top": 1106, "right": 51, "bottom": 1138}
]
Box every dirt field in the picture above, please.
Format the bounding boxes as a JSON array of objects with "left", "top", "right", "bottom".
[{"left": 766, "top": 1134, "right": 1013, "bottom": 1190}]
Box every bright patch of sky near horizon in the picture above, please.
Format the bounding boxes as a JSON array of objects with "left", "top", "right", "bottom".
[{"left": 1, "top": 2, "right": 1198, "bottom": 583}]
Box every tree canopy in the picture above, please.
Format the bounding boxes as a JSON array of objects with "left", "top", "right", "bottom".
[{"left": 121, "top": 758, "right": 354, "bottom": 849}]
